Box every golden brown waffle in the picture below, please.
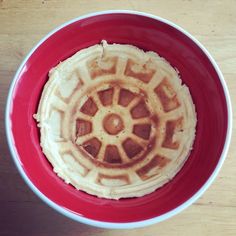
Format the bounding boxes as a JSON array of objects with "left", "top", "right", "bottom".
[{"left": 35, "top": 41, "right": 196, "bottom": 199}]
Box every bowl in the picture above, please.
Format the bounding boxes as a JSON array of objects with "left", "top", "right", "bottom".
[{"left": 5, "top": 10, "right": 232, "bottom": 229}]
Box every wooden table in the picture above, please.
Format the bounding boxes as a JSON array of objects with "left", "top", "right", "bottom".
[{"left": 0, "top": 1, "right": 235, "bottom": 235}]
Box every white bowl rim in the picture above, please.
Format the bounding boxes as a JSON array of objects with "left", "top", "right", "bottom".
[{"left": 5, "top": 10, "right": 232, "bottom": 229}]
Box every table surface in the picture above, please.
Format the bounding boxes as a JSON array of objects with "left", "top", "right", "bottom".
[{"left": 0, "top": 0, "right": 235, "bottom": 235}]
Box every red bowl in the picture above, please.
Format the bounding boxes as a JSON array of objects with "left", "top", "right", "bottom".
[{"left": 6, "top": 11, "right": 232, "bottom": 228}]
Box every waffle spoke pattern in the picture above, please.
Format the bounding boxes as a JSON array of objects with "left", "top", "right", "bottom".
[{"left": 35, "top": 41, "right": 196, "bottom": 199}]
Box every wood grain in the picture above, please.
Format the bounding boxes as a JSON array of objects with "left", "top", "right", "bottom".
[{"left": 0, "top": 0, "right": 236, "bottom": 235}]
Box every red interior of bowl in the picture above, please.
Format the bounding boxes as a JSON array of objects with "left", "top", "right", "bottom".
[{"left": 9, "top": 13, "right": 228, "bottom": 223}]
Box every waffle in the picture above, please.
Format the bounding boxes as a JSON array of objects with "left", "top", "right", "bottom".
[{"left": 34, "top": 41, "right": 196, "bottom": 199}]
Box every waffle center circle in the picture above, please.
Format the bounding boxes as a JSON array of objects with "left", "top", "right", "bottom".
[
  {"left": 103, "top": 113, "right": 124, "bottom": 135},
  {"left": 74, "top": 81, "right": 157, "bottom": 166}
]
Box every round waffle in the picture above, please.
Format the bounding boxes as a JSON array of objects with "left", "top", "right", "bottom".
[{"left": 35, "top": 41, "right": 196, "bottom": 199}]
